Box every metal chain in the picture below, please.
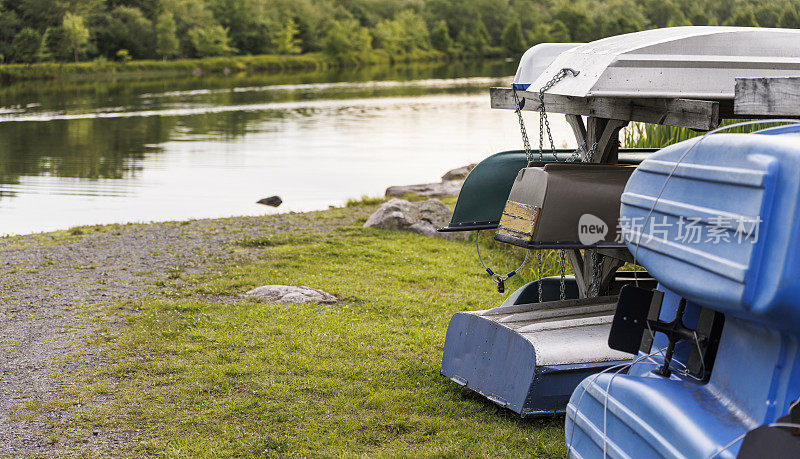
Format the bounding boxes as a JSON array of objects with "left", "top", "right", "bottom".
[
  {"left": 567, "top": 139, "right": 599, "bottom": 163},
  {"left": 567, "top": 141, "right": 586, "bottom": 162},
  {"left": 512, "top": 88, "right": 535, "bottom": 162},
  {"left": 559, "top": 249, "right": 567, "bottom": 300},
  {"left": 583, "top": 141, "right": 599, "bottom": 163},
  {"left": 538, "top": 68, "right": 580, "bottom": 161},
  {"left": 588, "top": 249, "right": 604, "bottom": 297},
  {"left": 536, "top": 250, "right": 543, "bottom": 303}
]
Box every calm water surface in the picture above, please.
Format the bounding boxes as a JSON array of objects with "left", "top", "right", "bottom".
[{"left": 0, "top": 60, "right": 574, "bottom": 235}]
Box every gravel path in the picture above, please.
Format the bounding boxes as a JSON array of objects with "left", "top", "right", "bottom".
[{"left": 0, "top": 208, "right": 371, "bottom": 455}]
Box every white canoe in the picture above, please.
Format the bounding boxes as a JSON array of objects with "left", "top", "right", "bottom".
[{"left": 515, "top": 26, "right": 800, "bottom": 100}]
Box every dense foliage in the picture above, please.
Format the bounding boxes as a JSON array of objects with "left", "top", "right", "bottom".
[{"left": 0, "top": 0, "right": 798, "bottom": 64}]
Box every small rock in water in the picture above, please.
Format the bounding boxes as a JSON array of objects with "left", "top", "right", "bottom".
[
  {"left": 364, "top": 198, "right": 465, "bottom": 240},
  {"left": 257, "top": 196, "right": 283, "bottom": 207},
  {"left": 441, "top": 164, "right": 476, "bottom": 181},
  {"left": 244, "top": 285, "right": 337, "bottom": 304}
]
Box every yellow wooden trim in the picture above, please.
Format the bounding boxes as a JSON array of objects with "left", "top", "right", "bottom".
[{"left": 497, "top": 201, "right": 539, "bottom": 242}]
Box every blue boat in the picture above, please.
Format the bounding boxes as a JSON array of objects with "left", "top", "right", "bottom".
[{"left": 565, "top": 126, "right": 800, "bottom": 457}]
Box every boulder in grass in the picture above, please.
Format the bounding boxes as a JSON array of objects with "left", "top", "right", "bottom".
[
  {"left": 363, "top": 198, "right": 465, "bottom": 240},
  {"left": 244, "top": 285, "right": 337, "bottom": 304}
]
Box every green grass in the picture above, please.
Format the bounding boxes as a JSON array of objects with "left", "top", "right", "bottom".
[
  {"left": 345, "top": 195, "right": 389, "bottom": 207},
  {"left": 623, "top": 119, "right": 771, "bottom": 149},
  {"left": 47, "top": 208, "right": 567, "bottom": 456},
  {"left": 0, "top": 49, "right": 448, "bottom": 83}
]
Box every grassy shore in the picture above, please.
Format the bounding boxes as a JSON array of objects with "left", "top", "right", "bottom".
[
  {"left": 3, "top": 198, "right": 566, "bottom": 456},
  {"left": 0, "top": 49, "right": 448, "bottom": 83}
]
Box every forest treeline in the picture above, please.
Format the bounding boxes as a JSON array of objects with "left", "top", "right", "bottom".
[{"left": 1, "top": 0, "right": 799, "bottom": 65}]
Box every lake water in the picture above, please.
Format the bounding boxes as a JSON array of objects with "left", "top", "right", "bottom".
[{"left": 0, "top": 60, "right": 575, "bottom": 235}]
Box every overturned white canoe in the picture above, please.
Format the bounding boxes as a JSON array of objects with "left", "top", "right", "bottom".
[{"left": 516, "top": 27, "right": 800, "bottom": 100}]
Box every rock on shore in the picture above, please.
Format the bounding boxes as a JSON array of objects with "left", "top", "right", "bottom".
[
  {"left": 440, "top": 164, "right": 475, "bottom": 181},
  {"left": 363, "top": 198, "right": 464, "bottom": 239},
  {"left": 245, "top": 285, "right": 337, "bottom": 304},
  {"left": 384, "top": 164, "right": 475, "bottom": 198},
  {"left": 385, "top": 181, "right": 463, "bottom": 198}
]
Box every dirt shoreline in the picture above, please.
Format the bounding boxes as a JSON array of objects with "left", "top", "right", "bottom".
[{"left": 0, "top": 207, "right": 373, "bottom": 455}]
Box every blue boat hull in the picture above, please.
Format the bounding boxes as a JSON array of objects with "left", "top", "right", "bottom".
[
  {"left": 567, "top": 128, "right": 800, "bottom": 457},
  {"left": 441, "top": 277, "right": 631, "bottom": 416}
]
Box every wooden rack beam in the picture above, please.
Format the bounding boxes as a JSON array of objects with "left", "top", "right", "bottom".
[
  {"left": 490, "top": 87, "right": 720, "bottom": 131},
  {"left": 734, "top": 77, "right": 800, "bottom": 117}
]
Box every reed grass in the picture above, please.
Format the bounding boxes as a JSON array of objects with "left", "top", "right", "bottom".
[{"left": 622, "top": 120, "right": 770, "bottom": 149}]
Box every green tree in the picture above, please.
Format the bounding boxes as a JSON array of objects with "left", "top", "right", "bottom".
[
  {"left": 528, "top": 20, "right": 570, "bottom": 45},
  {"left": 189, "top": 25, "right": 235, "bottom": 57},
  {"left": 62, "top": 12, "right": 90, "bottom": 62},
  {"left": 321, "top": 19, "right": 373, "bottom": 58},
  {"left": 688, "top": 11, "right": 711, "bottom": 26},
  {"left": 0, "top": 7, "right": 22, "bottom": 60},
  {"left": 155, "top": 11, "right": 180, "bottom": 59},
  {"left": 44, "top": 26, "right": 72, "bottom": 62},
  {"left": 274, "top": 18, "right": 302, "bottom": 54},
  {"left": 116, "top": 48, "right": 132, "bottom": 62},
  {"left": 160, "top": 0, "right": 218, "bottom": 55},
  {"left": 641, "top": 0, "right": 687, "bottom": 28},
  {"left": 430, "top": 20, "right": 452, "bottom": 52},
  {"left": 597, "top": 0, "right": 648, "bottom": 37},
  {"left": 455, "top": 17, "right": 489, "bottom": 55},
  {"left": 549, "top": 20, "right": 570, "bottom": 43},
  {"left": 724, "top": 8, "right": 759, "bottom": 27},
  {"left": 778, "top": 6, "right": 800, "bottom": 28},
  {"left": 11, "top": 27, "right": 42, "bottom": 63},
  {"left": 373, "top": 10, "right": 430, "bottom": 54},
  {"left": 501, "top": 18, "right": 525, "bottom": 54},
  {"left": 92, "top": 6, "right": 156, "bottom": 60},
  {"left": 553, "top": 5, "right": 594, "bottom": 42},
  {"left": 753, "top": 4, "right": 780, "bottom": 28}
]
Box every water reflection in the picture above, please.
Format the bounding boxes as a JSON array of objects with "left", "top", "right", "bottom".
[
  {"left": 0, "top": 59, "right": 515, "bottom": 116},
  {"left": 0, "top": 59, "right": 577, "bottom": 235}
]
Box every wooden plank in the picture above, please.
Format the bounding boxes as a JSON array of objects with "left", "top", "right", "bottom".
[
  {"left": 598, "top": 256, "right": 626, "bottom": 294},
  {"left": 585, "top": 117, "right": 628, "bottom": 163},
  {"left": 597, "top": 119, "right": 628, "bottom": 163},
  {"left": 734, "top": 77, "right": 800, "bottom": 116},
  {"left": 566, "top": 250, "right": 588, "bottom": 298},
  {"left": 490, "top": 87, "right": 720, "bottom": 131}
]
